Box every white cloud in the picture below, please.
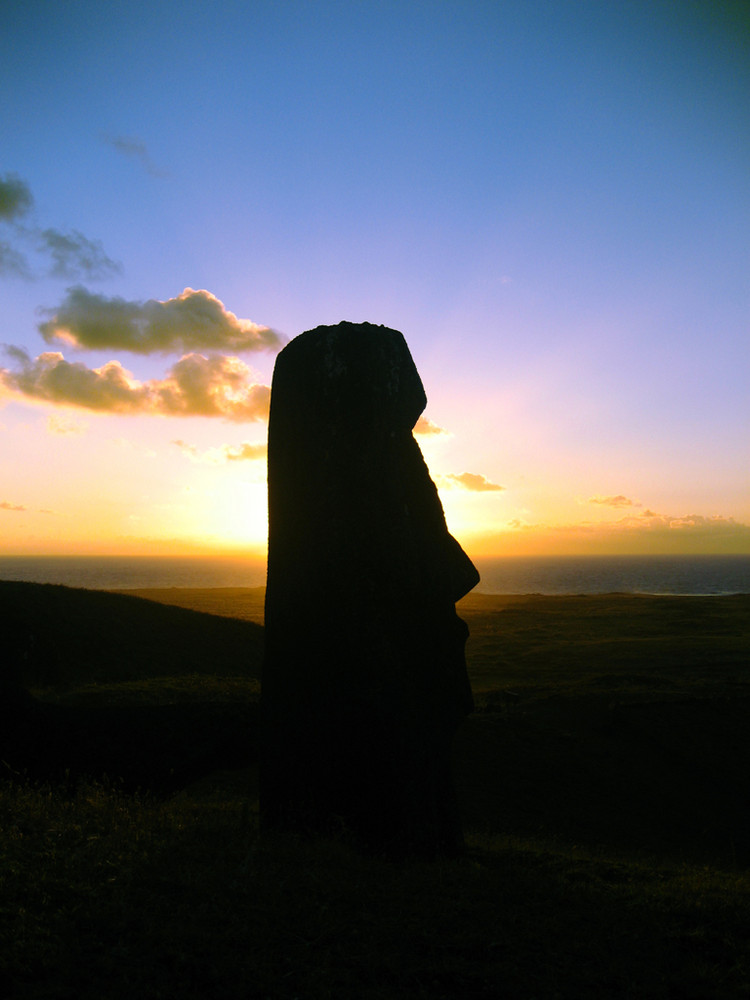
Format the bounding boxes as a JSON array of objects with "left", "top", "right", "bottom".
[{"left": 39, "top": 286, "right": 282, "bottom": 354}]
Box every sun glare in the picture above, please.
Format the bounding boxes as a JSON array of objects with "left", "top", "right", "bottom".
[{"left": 207, "top": 479, "right": 268, "bottom": 551}]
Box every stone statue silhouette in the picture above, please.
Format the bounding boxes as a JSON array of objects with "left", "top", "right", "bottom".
[{"left": 260, "top": 321, "right": 479, "bottom": 856}]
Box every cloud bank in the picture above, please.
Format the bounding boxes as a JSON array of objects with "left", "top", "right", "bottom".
[
  {"left": 39, "top": 286, "right": 282, "bottom": 354},
  {"left": 508, "top": 510, "right": 750, "bottom": 537},
  {"left": 616, "top": 511, "right": 750, "bottom": 535},
  {"left": 1, "top": 349, "right": 271, "bottom": 422},
  {"left": 484, "top": 509, "right": 750, "bottom": 555}
]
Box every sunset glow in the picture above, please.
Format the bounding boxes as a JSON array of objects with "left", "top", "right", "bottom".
[{"left": 1, "top": 2, "right": 748, "bottom": 558}]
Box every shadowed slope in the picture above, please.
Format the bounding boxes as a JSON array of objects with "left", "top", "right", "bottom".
[
  {"left": 2, "top": 580, "right": 263, "bottom": 689},
  {"left": 1, "top": 581, "right": 263, "bottom": 791}
]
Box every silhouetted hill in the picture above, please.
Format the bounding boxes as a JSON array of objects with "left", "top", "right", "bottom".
[
  {"left": 1, "top": 581, "right": 264, "bottom": 791},
  {"left": 2, "top": 580, "right": 263, "bottom": 688}
]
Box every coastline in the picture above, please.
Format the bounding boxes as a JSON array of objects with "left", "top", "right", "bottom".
[{"left": 2, "top": 553, "right": 749, "bottom": 596}]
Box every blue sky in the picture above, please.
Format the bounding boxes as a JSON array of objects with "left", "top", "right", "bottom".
[{"left": 1, "top": 0, "right": 748, "bottom": 555}]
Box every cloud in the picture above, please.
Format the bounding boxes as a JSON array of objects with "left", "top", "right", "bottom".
[
  {"left": 102, "top": 134, "right": 167, "bottom": 177},
  {"left": 224, "top": 441, "right": 267, "bottom": 461},
  {"left": 0, "top": 173, "right": 33, "bottom": 276},
  {"left": 1, "top": 349, "right": 271, "bottom": 422},
  {"left": 172, "top": 438, "right": 267, "bottom": 463},
  {"left": 525, "top": 510, "right": 748, "bottom": 536},
  {"left": 46, "top": 414, "right": 88, "bottom": 435},
  {"left": 588, "top": 494, "right": 642, "bottom": 508},
  {"left": 39, "top": 286, "right": 283, "bottom": 354},
  {"left": 36, "top": 230, "right": 120, "bottom": 280},
  {"left": 444, "top": 472, "right": 505, "bottom": 492},
  {"left": 172, "top": 439, "right": 200, "bottom": 459},
  {"left": 414, "top": 415, "right": 448, "bottom": 436},
  {"left": 0, "top": 174, "right": 33, "bottom": 221},
  {"left": 1, "top": 500, "right": 27, "bottom": 511},
  {"left": 625, "top": 511, "right": 750, "bottom": 534},
  {"left": 503, "top": 510, "right": 750, "bottom": 539},
  {"left": 0, "top": 174, "right": 118, "bottom": 280},
  {"left": 0, "top": 240, "right": 31, "bottom": 277},
  {"left": 474, "top": 508, "right": 750, "bottom": 556}
]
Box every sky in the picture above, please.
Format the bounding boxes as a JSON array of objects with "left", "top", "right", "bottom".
[{"left": 1, "top": 0, "right": 748, "bottom": 559}]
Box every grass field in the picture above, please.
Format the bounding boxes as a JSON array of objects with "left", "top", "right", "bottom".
[{"left": 2, "top": 582, "right": 749, "bottom": 998}]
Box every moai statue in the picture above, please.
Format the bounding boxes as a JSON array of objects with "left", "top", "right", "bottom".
[{"left": 261, "top": 322, "right": 479, "bottom": 856}]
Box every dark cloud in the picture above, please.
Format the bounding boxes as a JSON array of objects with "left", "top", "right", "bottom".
[
  {"left": 0, "top": 174, "right": 118, "bottom": 280},
  {"left": 0, "top": 174, "right": 33, "bottom": 221},
  {"left": 1, "top": 349, "right": 271, "bottom": 422},
  {"left": 39, "top": 286, "right": 283, "bottom": 354},
  {"left": 0, "top": 240, "right": 31, "bottom": 277},
  {"left": 588, "top": 494, "right": 641, "bottom": 508},
  {"left": 0, "top": 500, "right": 27, "bottom": 511},
  {"left": 445, "top": 472, "right": 505, "bottom": 492},
  {"left": 102, "top": 134, "right": 167, "bottom": 177},
  {"left": 37, "top": 230, "right": 120, "bottom": 280},
  {"left": 0, "top": 174, "right": 34, "bottom": 276}
]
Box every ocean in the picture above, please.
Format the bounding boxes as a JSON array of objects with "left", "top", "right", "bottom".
[{"left": 0, "top": 554, "right": 748, "bottom": 596}]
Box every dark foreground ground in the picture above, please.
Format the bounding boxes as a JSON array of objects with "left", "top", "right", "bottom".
[{"left": 2, "top": 582, "right": 749, "bottom": 998}]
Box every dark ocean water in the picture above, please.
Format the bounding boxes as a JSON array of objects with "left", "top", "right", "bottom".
[
  {"left": 474, "top": 554, "right": 750, "bottom": 596},
  {"left": 0, "top": 554, "right": 748, "bottom": 595}
]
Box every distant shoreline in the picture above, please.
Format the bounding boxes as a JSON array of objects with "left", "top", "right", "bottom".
[{"left": 1, "top": 553, "right": 748, "bottom": 596}]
